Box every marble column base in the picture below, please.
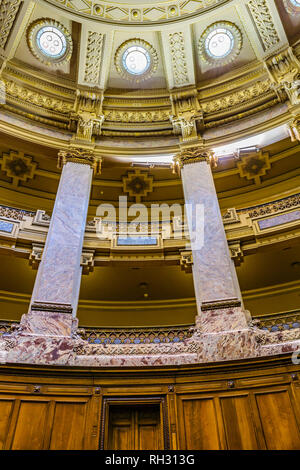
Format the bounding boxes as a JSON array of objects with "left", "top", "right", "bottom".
[
  {"left": 19, "top": 310, "right": 78, "bottom": 337},
  {"left": 199, "top": 306, "right": 248, "bottom": 334}
]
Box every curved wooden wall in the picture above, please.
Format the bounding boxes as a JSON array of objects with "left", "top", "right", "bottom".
[{"left": 0, "top": 354, "right": 299, "bottom": 450}]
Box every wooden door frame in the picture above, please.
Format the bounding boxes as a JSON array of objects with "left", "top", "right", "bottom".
[{"left": 100, "top": 396, "right": 170, "bottom": 450}]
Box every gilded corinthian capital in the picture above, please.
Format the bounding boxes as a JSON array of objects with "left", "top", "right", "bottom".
[
  {"left": 172, "top": 147, "right": 217, "bottom": 174},
  {"left": 57, "top": 148, "right": 102, "bottom": 174}
]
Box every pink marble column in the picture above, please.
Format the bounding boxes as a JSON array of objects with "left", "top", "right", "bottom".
[
  {"left": 21, "top": 149, "right": 101, "bottom": 337},
  {"left": 175, "top": 147, "right": 248, "bottom": 333}
]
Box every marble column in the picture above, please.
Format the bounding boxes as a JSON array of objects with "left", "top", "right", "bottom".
[
  {"left": 21, "top": 148, "right": 101, "bottom": 337},
  {"left": 175, "top": 147, "right": 248, "bottom": 334}
]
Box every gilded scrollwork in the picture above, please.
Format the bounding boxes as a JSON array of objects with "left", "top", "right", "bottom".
[{"left": 0, "top": 0, "right": 22, "bottom": 50}]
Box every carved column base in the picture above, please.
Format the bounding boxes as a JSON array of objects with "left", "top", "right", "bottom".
[
  {"left": 197, "top": 304, "right": 249, "bottom": 334},
  {"left": 19, "top": 302, "right": 78, "bottom": 337}
]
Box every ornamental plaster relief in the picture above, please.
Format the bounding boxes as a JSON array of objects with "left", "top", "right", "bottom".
[
  {"left": 0, "top": 0, "right": 22, "bottom": 50},
  {"left": 84, "top": 31, "right": 104, "bottom": 85},
  {"left": 247, "top": 0, "right": 280, "bottom": 51}
]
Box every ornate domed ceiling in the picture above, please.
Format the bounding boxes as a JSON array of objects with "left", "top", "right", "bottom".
[{"left": 0, "top": 0, "right": 300, "bottom": 156}]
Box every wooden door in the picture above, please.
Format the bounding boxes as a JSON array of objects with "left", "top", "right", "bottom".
[{"left": 107, "top": 405, "right": 163, "bottom": 450}]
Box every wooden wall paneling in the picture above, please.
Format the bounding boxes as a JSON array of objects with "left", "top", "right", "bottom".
[
  {"left": 290, "top": 381, "right": 300, "bottom": 431},
  {"left": 49, "top": 397, "right": 90, "bottom": 450},
  {"left": 254, "top": 387, "right": 300, "bottom": 450},
  {"left": 10, "top": 398, "right": 51, "bottom": 450},
  {"left": 219, "top": 393, "right": 260, "bottom": 450},
  {"left": 84, "top": 390, "right": 102, "bottom": 450},
  {"left": 177, "top": 395, "right": 226, "bottom": 450},
  {"left": 166, "top": 390, "right": 178, "bottom": 450},
  {"left": 0, "top": 398, "right": 17, "bottom": 450}
]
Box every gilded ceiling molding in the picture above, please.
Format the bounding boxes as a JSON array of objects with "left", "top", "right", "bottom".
[
  {"left": 170, "top": 87, "right": 203, "bottom": 143},
  {"left": 0, "top": 0, "right": 22, "bottom": 50},
  {"left": 288, "top": 116, "right": 300, "bottom": 141},
  {"left": 265, "top": 47, "right": 300, "bottom": 106},
  {"left": 44, "top": 0, "right": 226, "bottom": 25},
  {"left": 3, "top": 78, "right": 73, "bottom": 114},
  {"left": 84, "top": 31, "right": 104, "bottom": 84},
  {"left": 201, "top": 79, "right": 272, "bottom": 113},
  {"left": 168, "top": 32, "right": 189, "bottom": 86},
  {"left": 70, "top": 90, "right": 104, "bottom": 142},
  {"left": 104, "top": 109, "right": 170, "bottom": 123},
  {"left": 57, "top": 148, "right": 102, "bottom": 174},
  {"left": 247, "top": 0, "right": 280, "bottom": 51}
]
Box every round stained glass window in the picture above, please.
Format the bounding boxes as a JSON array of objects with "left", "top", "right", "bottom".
[
  {"left": 199, "top": 21, "right": 242, "bottom": 66},
  {"left": 122, "top": 46, "right": 151, "bottom": 75},
  {"left": 36, "top": 26, "right": 67, "bottom": 59},
  {"left": 205, "top": 28, "right": 234, "bottom": 59},
  {"left": 27, "top": 19, "right": 73, "bottom": 66}
]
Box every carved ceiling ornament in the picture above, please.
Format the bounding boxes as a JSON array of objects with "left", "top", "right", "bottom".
[
  {"left": 114, "top": 38, "right": 158, "bottom": 83},
  {"left": 170, "top": 87, "right": 203, "bottom": 143},
  {"left": 84, "top": 31, "right": 104, "bottom": 84},
  {"left": 0, "top": 150, "right": 37, "bottom": 186},
  {"left": 236, "top": 149, "right": 271, "bottom": 185},
  {"left": 168, "top": 32, "right": 189, "bottom": 86},
  {"left": 198, "top": 21, "right": 242, "bottom": 67},
  {"left": 122, "top": 169, "right": 153, "bottom": 202},
  {"left": 44, "top": 0, "right": 224, "bottom": 25},
  {"left": 70, "top": 90, "right": 104, "bottom": 142},
  {"left": 0, "top": 0, "right": 22, "bottom": 50},
  {"left": 27, "top": 18, "right": 73, "bottom": 66},
  {"left": 265, "top": 47, "right": 300, "bottom": 106},
  {"left": 247, "top": 0, "right": 280, "bottom": 51}
]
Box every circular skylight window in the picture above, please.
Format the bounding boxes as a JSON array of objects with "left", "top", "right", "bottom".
[
  {"left": 27, "top": 19, "right": 73, "bottom": 66},
  {"left": 122, "top": 46, "right": 151, "bottom": 75},
  {"left": 205, "top": 28, "right": 234, "bottom": 59},
  {"left": 199, "top": 22, "right": 242, "bottom": 66},
  {"left": 36, "top": 26, "right": 67, "bottom": 59},
  {"left": 115, "top": 39, "right": 158, "bottom": 83},
  {"left": 283, "top": 0, "right": 300, "bottom": 14}
]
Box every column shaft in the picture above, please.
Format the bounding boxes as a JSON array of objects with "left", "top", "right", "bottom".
[{"left": 24, "top": 160, "right": 93, "bottom": 335}]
